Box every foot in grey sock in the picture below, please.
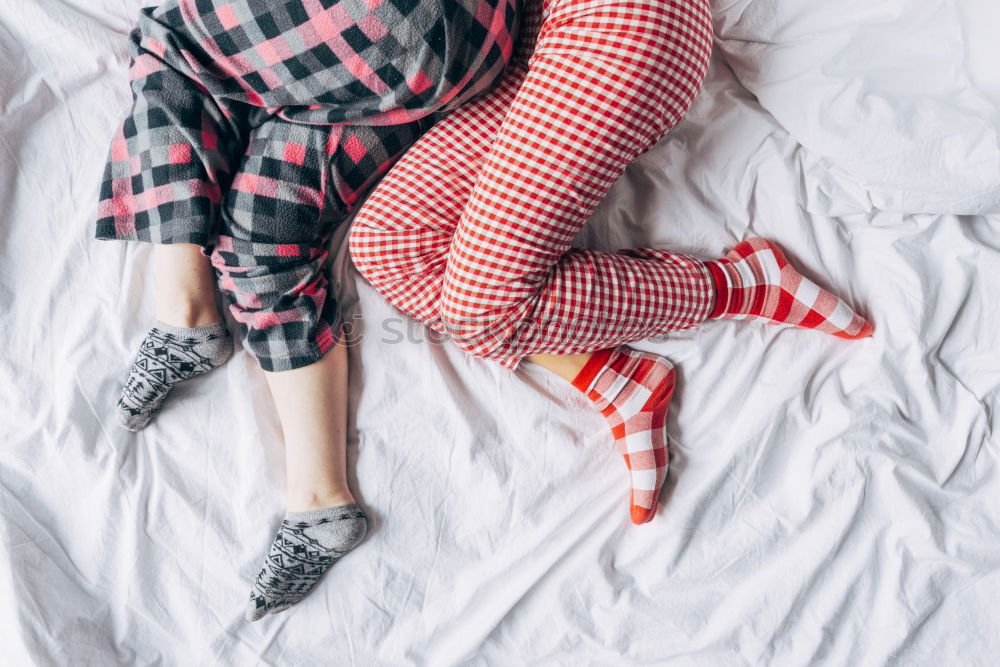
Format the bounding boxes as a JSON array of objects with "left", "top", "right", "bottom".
[
  {"left": 117, "top": 320, "right": 233, "bottom": 431},
  {"left": 245, "top": 503, "right": 368, "bottom": 622}
]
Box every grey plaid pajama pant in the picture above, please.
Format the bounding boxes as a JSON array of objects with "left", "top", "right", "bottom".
[{"left": 96, "top": 0, "right": 518, "bottom": 371}]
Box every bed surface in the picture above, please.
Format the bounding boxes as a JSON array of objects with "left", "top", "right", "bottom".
[{"left": 2, "top": 1, "right": 999, "bottom": 664}]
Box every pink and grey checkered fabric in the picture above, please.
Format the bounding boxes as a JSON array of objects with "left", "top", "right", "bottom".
[
  {"left": 349, "top": 0, "right": 716, "bottom": 368},
  {"left": 96, "top": 0, "right": 517, "bottom": 371}
]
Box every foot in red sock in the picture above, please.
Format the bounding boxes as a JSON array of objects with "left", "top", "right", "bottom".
[
  {"left": 705, "top": 237, "right": 874, "bottom": 339},
  {"left": 572, "top": 347, "right": 675, "bottom": 525}
]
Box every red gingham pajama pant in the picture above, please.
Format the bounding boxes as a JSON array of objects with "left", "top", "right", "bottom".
[{"left": 349, "top": 0, "right": 717, "bottom": 369}]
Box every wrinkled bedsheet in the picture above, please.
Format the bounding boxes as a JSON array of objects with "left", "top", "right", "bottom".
[{"left": 1, "top": 1, "right": 998, "bottom": 664}]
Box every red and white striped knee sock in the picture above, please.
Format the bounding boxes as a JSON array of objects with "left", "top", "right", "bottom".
[
  {"left": 572, "top": 347, "right": 675, "bottom": 525},
  {"left": 706, "top": 237, "right": 874, "bottom": 339}
]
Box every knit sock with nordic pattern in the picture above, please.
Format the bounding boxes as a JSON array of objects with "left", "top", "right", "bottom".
[
  {"left": 245, "top": 503, "right": 368, "bottom": 622},
  {"left": 705, "top": 237, "right": 874, "bottom": 339},
  {"left": 117, "top": 320, "right": 233, "bottom": 431},
  {"left": 572, "top": 347, "right": 676, "bottom": 525}
]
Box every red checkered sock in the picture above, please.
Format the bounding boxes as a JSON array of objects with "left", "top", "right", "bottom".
[
  {"left": 571, "top": 347, "right": 675, "bottom": 525},
  {"left": 706, "top": 237, "right": 874, "bottom": 339}
]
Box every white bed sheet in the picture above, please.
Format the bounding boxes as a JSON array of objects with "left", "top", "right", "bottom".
[
  {"left": 2, "top": 1, "right": 999, "bottom": 664},
  {"left": 714, "top": 0, "right": 1000, "bottom": 215}
]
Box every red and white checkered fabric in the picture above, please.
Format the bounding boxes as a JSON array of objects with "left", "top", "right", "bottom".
[
  {"left": 706, "top": 238, "right": 875, "bottom": 339},
  {"left": 350, "top": 0, "right": 716, "bottom": 368},
  {"left": 571, "top": 347, "right": 675, "bottom": 525}
]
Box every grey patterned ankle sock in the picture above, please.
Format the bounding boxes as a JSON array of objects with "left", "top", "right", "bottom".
[
  {"left": 245, "top": 503, "right": 368, "bottom": 622},
  {"left": 117, "top": 320, "right": 233, "bottom": 431}
]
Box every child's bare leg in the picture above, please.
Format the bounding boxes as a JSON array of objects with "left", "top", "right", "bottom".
[
  {"left": 526, "top": 352, "right": 592, "bottom": 382},
  {"left": 262, "top": 336, "right": 356, "bottom": 511},
  {"left": 245, "top": 336, "right": 367, "bottom": 622},
  {"left": 117, "top": 243, "right": 233, "bottom": 431},
  {"left": 153, "top": 243, "right": 223, "bottom": 327}
]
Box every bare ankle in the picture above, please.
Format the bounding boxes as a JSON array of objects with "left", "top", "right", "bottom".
[
  {"left": 286, "top": 491, "right": 357, "bottom": 513},
  {"left": 155, "top": 299, "right": 222, "bottom": 328},
  {"left": 153, "top": 243, "right": 222, "bottom": 328}
]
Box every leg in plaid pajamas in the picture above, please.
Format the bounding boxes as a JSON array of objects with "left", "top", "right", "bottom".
[
  {"left": 97, "top": 0, "right": 514, "bottom": 370},
  {"left": 209, "top": 119, "right": 430, "bottom": 372},
  {"left": 95, "top": 0, "right": 517, "bottom": 619},
  {"left": 350, "top": 0, "right": 874, "bottom": 524}
]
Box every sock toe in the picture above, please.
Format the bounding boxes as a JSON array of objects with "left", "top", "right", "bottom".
[
  {"left": 245, "top": 600, "right": 267, "bottom": 622},
  {"left": 630, "top": 504, "right": 655, "bottom": 525},
  {"left": 246, "top": 597, "right": 291, "bottom": 622},
  {"left": 116, "top": 402, "right": 152, "bottom": 431},
  {"left": 834, "top": 318, "right": 875, "bottom": 340}
]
